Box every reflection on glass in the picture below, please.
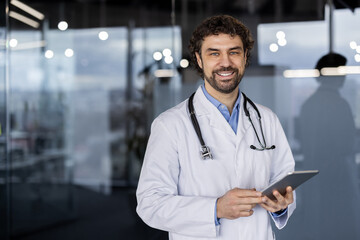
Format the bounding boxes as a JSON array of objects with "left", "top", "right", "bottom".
[
  {"left": 258, "top": 11, "right": 360, "bottom": 239},
  {"left": 7, "top": 21, "right": 182, "bottom": 237},
  {"left": 297, "top": 53, "right": 360, "bottom": 239},
  {"left": 0, "top": 6, "right": 8, "bottom": 238}
]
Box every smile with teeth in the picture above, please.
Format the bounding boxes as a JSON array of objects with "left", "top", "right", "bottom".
[{"left": 216, "top": 72, "right": 234, "bottom": 77}]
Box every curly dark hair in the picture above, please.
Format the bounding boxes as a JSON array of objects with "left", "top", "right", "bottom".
[{"left": 188, "top": 15, "right": 254, "bottom": 78}]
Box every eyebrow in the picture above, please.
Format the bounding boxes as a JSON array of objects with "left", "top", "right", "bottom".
[
  {"left": 205, "top": 46, "right": 244, "bottom": 52},
  {"left": 229, "top": 46, "right": 243, "bottom": 51}
]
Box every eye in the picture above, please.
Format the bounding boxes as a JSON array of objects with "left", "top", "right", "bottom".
[
  {"left": 209, "top": 52, "right": 219, "bottom": 56},
  {"left": 229, "top": 51, "right": 240, "bottom": 55}
]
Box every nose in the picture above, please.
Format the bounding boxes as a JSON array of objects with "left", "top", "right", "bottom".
[{"left": 219, "top": 54, "right": 231, "bottom": 67}]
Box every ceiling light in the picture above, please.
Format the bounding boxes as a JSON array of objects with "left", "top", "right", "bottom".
[
  {"left": 98, "top": 31, "right": 109, "bottom": 41},
  {"left": 283, "top": 69, "right": 320, "bottom": 78},
  {"left": 154, "top": 69, "right": 178, "bottom": 78},
  {"left": 180, "top": 59, "right": 189, "bottom": 68},
  {"left": 10, "top": 0, "right": 44, "bottom": 20},
  {"left": 153, "top": 51, "right": 162, "bottom": 61},
  {"left": 356, "top": 46, "right": 360, "bottom": 54},
  {"left": 276, "top": 31, "right": 285, "bottom": 39},
  {"left": 349, "top": 41, "right": 357, "bottom": 49},
  {"left": 58, "top": 21, "right": 68, "bottom": 31},
  {"left": 45, "top": 50, "right": 54, "bottom": 59},
  {"left": 9, "top": 39, "right": 18, "bottom": 48},
  {"left": 269, "top": 43, "right": 278, "bottom": 52},
  {"left": 65, "top": 48, "right": 74, "bottom": 57},
  {"left": 278, "top": 38, "right": 287, "bottom": 47},
  {"left": 320, "top": 67, "right": 345, "bottom": 76},
  {"left": 354, "top": 54, "right": 360, "bottom": 62},
  {"left": 338, "top": 66, "right": 360, "bottom": 74},
  {"left": 164, "top": 56, "right": 173, "bottom": 64},
  {"left": 9, "top": 11, "right": 39, "bottom": 28},
  {"left": 162, "top": 48, "right": 172, "bottom": 57},
  {"left": 11, "top": 40, "right": 46, "bottom": 50}
]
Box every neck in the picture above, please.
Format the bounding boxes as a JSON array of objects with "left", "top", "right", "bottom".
[{"left": 204, "top": 82, "right": 239, "bottom": 114}]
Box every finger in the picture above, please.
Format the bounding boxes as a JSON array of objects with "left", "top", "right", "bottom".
[
  {"left": 232, "top": 188, "right": 262, "bottom": 198},
  {"left": 237, "top": 209, "right": 254, "bottom": 218},
  {"left": 261, "top": 195, "right": 276, "bottom": 207},
  {"left": 261, "top": 196, "right": 283, "bottom": 212},
  {"left": 273, "top": 190, "right": 285, "bottom": 202},
  {"left": 224, "top": 209, "right": 254, "bottom": 220},
  {"left": 284, "top": 187, "right": 294, "bottom": 203},
  {"left": 227, "top": 206, "right": 255, "bottom": 219},
  {"left": 236, "top": 196, "right": 263, "bottom": 205},
  {"left": 229, "top": 198, "right": 262, "bottom": 209},
  {"left": 235, "top": 204, "right": 257, "bottom": 212},
  {"left": 259, "top": 203, "right": 277, "bottom": 213},
  {"left": 271, "top": 188, "right": 294, "bottom": 210},
  {"left": 273, "top": 191, "right": 290, "bottom": 209}
]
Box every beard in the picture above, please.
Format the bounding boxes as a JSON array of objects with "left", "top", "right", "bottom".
[{"left": 203, "top": 66, "right": 244, "bottom": 94}]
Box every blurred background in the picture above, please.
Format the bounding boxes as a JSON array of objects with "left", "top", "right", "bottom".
[{"left": 0, "top": 0, "right": 360, "bottom": 239}]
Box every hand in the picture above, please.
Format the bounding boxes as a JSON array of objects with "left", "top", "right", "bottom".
[
  {"left": 260, "top": 186, "right": 294, "bottom": 213},
  {"left": 217, "top": 188, "right": 263, "bottom": 219}
]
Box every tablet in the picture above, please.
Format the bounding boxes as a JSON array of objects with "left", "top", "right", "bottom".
[{"left": 261, "top": 170, "right": 319, "bottom": 200}]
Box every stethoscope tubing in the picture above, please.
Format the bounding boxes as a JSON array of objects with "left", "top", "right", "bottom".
[
  {"left": 188, "top": 91, "right": 276, "bottom": 159},
  {"left": 242, "top": 92, "right": 276, "bottom": 151}
]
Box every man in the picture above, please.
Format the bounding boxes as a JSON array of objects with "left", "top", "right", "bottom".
[{"left": 137, "top": 15, "right": 295, "bottom": 239}]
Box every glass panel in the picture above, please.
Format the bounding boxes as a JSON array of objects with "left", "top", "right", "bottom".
[
  {"left": 256, "top": 8, "right": 360, "bottom": 239},
  {"left": 0, "top": 0, "right": 8, "bottom": 238},
  {"left": 8, "top": 24, "right": 76, "bottom": 237},
  {"left": 7, "top": 0, "right": 181, "bottom": 238}
]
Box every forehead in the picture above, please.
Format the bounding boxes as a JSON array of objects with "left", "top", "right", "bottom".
[{"left": 201, "top": 33, "right": 244, "bottom": 51}]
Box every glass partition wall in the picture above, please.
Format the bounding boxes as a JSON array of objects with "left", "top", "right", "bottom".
[
  {"left": 1, "top": 0, "right": 360, "bottom": 239},
  {"left": 1, "top": 1, "right": 9, "bottom": 239}
]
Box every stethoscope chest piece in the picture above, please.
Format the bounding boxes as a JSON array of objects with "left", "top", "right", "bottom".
[{"left": 200, "top": 145, "right": 213, "bottom": 160}]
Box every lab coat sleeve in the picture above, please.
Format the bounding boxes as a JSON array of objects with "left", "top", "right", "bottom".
[
  {"left": 136, "top": 116, "right": 218, "bottom": 238},
  {"left": 268, "top": 113, "right": 296, "bottom": 229},
  {"left": 269, "top": 192, "right": 296, "bottom": 229}
]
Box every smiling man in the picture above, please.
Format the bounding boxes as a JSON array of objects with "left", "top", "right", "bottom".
[
  {"left": 137, "top": 15, "right": 296, "bottom": 239},
  {"left": 195, "top": 33, "right": 247, "bottom": 114}
]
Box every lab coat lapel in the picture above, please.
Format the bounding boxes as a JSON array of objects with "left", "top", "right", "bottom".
[
  {"left": 194, "top": 87, "right": 236, "bottom": 137},
  {"left": 237, "top": 93, "right": 252, "bottom": 142}
]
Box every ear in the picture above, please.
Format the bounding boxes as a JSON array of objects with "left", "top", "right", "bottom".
[
  {"left": 244, "top": 49, "right": 248, "bottom": 65},
  {"left": 195, "top": 52, "right": 203, "bottom": 69}
]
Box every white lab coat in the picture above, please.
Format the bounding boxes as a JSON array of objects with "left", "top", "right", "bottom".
[{"left": 136, "top": 86, "right": 296, "bottom": 240}]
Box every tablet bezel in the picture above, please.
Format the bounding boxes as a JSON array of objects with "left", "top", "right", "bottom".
[{"left": 261, "top": 170, "right": 319, "bottom": 200}]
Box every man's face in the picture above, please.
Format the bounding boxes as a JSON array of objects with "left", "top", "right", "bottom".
[{"left": 195, "top": 33, "right": 247, "bottom": 95}]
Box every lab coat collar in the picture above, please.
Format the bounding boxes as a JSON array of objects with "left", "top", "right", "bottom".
[{"left": 192, "top": 86, "right": 252, "bottom": 137}]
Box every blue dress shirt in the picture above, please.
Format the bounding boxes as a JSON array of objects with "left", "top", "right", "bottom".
[{"left": 201, "top": 85, "right": 240, "bottom": 134}]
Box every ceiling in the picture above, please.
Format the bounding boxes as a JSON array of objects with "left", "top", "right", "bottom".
[{"left": 8, "top": 0, "right": 359, "bottom": 31}]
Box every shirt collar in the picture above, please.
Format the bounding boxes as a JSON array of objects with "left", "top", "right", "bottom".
[{"left": 201, "top": 84, "right": 241, "bottom": 113}]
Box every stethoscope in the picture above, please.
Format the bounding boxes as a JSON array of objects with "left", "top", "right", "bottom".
[{"left": 188, "top": 92, "right": 276, "bottom": 160}]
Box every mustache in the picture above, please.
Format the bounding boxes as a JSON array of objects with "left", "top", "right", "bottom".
[{"left": 213, "top": 67, "right": 238, "bottom": 73}]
